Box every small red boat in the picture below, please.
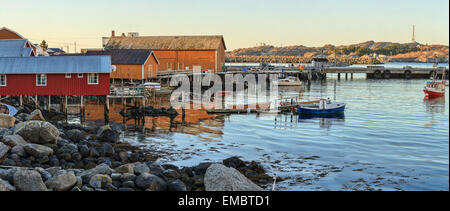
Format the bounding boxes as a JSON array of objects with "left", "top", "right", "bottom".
[{"left": 424, "top": 80, "right": 446, "bottom": 98}]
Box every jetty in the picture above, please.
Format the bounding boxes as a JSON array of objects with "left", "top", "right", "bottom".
[{"left": 220, "top": 65, "right": 449, "bottom": 80}]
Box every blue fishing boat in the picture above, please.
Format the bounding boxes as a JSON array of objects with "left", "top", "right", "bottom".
[{"left": 298, "top": 99, "right": 346, "bottom": 115}]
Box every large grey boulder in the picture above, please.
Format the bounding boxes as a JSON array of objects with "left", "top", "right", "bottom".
[
  {"left": 2, "top": 135, "right": 28, "bottom": 147},
  {"left": 0, "top": 142, "right": 10, "bottom": 160},
  {"left": 65, "top": 129, "right": 85, "bottom": 143},
  {"left": 24, "top": 143, "right": 54, "bottom": 158},
  {"left": 135, "top": 173, "right": 167, "bottom": 191},
  {"left": 204, "top": 164, "right": 264, "bottom": 191},
  {"left": 0, "top": 114, "right": 15, "bottom": 128},
  {"left": 11, "top": 145, "right": 26, "bottom": 157},
  {"left": 0, "top": 178, "right": 16, "bottom": 191},
  {"left": 133, "top": 162, "right": 150, "bottom": 175},
  {"left": 96, "top": 125, "right": 120, "bottom": 143},
  {"left": 45, "top": 172, "right": 77, "bottom": 191},
  {"left": 0, "top": 169, "right": 13, "bottom": 183},
  {"left": 78, "top": 164, "right": 113, "bottom": 183},
  {"left": 14, "top": 121, "right": 60, "bottom": 144},
  {"left": 115, "top": 164, "right": 134, "bottom": 174},
  {"left": 168, "top": 179, "right": 187, "bottom": 191},
  {"left": 0, "top": 128, "right": 13, "bottom": 137},
  {"left": 88, "top": 174, "right": 112, "bottom": 189},
  {"left": 13, "top": 170, "right": 49, "bottom": 191},
  {"left": 28, "top": 110, "right": 45, "bottom": 121}
]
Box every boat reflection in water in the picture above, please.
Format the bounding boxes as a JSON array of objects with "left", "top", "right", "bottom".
[
  {"left": 298, "top": 113, "right": 346, "bottom": 129},
  {"left": 423, "top": 96, "right": 446, "bottom": 114}
]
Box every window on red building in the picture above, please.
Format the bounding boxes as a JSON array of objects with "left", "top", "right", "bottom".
[
  {"left": 36, "top": 74, "right": 47, "bottom": 86},
  {"left": 0, "top": 75, "right": 6, "bottom": 86},
  {"left": 88, "top": 73, "right": 99, "bottom": 85}
]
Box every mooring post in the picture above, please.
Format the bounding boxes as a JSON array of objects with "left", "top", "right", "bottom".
[
  {"left": 345, "top": 73, "right": 348, "bottom": 80},
  {"left": 351, "top": 73, "right": 354, "bottom": 80},
  {"left": 19, "top": 95, "right": 23, "bottom": 108},
  {"left": 141, "top": 97, "right": 146, "bottom": 126},
  {"left": 64, "top": 96, "right": 68, "bottom": 122},
  {"left": 182, "top": 106, "right": 186, "bottom": 126},
  {"left": 104, "top": 96, "right": 110, "bottom": 125},
  {"left": 338, "top": 73, "right": 341, "bottom": 80},
  {"left": 123, "top": 98, "right": 126, "bottom": 125},
  {"left": 80, "top": 96, "right": 84, "bottom": 124},
  {"left": 47, "top": 96, "right": 51, "bottom": 112},
  {"left": 308, "top": 70, "right": 312, "bottom": 85}
]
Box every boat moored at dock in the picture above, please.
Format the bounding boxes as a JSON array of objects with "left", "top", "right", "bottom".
[
  {"left": 273, "top": 76, "right": 302, "bottom": 86},
  {"left": 298, "top": 99, "right": 346, "bottom": 115},
  {"left": 424, "top": 80, "right": 446, "bottom": 98}
]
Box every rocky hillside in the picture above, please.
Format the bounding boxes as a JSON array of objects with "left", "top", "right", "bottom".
[{"left": 227, "top": 41, "right": 449, "bottom": 64}]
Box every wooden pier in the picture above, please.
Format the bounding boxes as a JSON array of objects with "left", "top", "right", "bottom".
[{"left": 217, "top": 65, "right": 449, "bottom": 80}]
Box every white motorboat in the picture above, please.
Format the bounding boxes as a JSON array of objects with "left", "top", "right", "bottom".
[
  {"left": 142, "top": 82, "right": 161, "bottom": 90},
  {"left": 272, "top": 76, "right": 302, "bottom": 86}
]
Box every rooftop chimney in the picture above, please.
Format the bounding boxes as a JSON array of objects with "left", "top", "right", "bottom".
[{"left": 112, "top": 30, "right": 115, "bottom": 37}]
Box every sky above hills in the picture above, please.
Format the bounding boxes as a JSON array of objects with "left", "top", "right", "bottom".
[{"left": 1, "top": 0, "right": 448, "bottom": 52}]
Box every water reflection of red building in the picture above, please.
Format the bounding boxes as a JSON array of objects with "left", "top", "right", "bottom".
[{"left": 83, "top": 100, "right": 225, "bottom": 139}]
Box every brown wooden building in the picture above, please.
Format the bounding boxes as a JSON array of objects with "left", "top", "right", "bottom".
[
  {"left": 0, "top": 27, "right": 25, "bottom": 40},
  {"left": 105, "top": 33, "right": 226, "bottom": 73},
  {"left": 85, "top": 49, "right": 159, "bottom": 81}
]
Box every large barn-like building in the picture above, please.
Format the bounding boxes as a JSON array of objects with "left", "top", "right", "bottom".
[{"left": 105, "top": 31, "right": 226, "bottom": 73}]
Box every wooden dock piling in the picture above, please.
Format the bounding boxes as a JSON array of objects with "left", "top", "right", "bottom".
[{"left": 104, "top": 96, "right": 109, "bottom": 125}]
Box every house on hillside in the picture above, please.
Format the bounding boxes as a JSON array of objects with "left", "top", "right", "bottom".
[
  {"left": 0, "top": 56, "right": 111, "bottom": 96},
  {"left": 311, "top": 58, "right": 329, "bottom": 68},
  {"left": 105, "top": 31, "right": 226, "bottom": 73},
  {"left": 85, "top": 49, "right": 159, "bottom": 82}
]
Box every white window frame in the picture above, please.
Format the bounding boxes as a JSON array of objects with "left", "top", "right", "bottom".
[
  {"left": 65, "top": 74, "right": 71, "bottom": 78},
  {"left": 78, "top": 73, "right": 84, "bottom": 78},
  {"left": 0, "top": 75, "right": 6, "bottom": 86},
  {"left": 88, "top": 73, "right": 99, "bottom": 85},
  {"left": 36, "top": 74, "right": 47, "bottom": 86}
]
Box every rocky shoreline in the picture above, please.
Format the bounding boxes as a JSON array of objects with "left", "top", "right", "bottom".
[{"left": 1, "top": 109, "right": 276, "bottom": 191}]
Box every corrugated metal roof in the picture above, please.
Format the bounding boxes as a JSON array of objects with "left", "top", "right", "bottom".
[
  {"left": 85, "top": 49, "right": 156, "bottom": 65},
  {"left": 106, "top": 35, "right": 226, "bottom": 50},
  {"left": 0, "top": 39, "right": 32, "bottom": 57},
  {"left": 0, "top": 56, "right": 112, "bottom": 74}
]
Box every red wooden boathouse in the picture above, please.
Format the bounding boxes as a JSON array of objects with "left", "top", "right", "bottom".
[{"left": 0, "top": 56, "right": 112, "bottom": 96}]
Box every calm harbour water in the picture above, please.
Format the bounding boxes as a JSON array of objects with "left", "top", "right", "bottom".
[
  {"left": 119, "top": 74, "right": 448, "bottom": 191},
  {"left": 82, "top": 62, "right": 447, "bottom": 191}
]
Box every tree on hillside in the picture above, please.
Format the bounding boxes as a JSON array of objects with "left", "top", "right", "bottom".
[{"left": 40, "top": 40, "right": 48, "bottom": 51}]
